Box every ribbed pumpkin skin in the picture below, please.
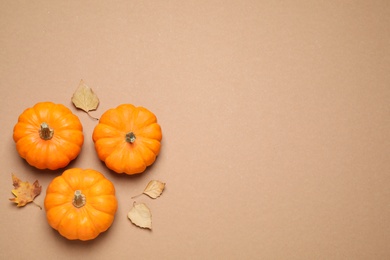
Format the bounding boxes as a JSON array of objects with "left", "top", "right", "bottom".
[
  {"left": 13, "top": 102, "right": 84, "bottom": 170},
  {"left": 92, "top": 104, "right": 162, "bottom": 175},
  {"left": 44, "top": 168, "right": 118, "bottom": 241}
]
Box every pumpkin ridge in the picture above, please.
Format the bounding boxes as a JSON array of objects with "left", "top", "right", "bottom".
[
  {"left": 18, "top": 131, "right": 40, "bottom": 141},
  {"left": 80, "top": 206, "right": 100, "bottom": 235},
  {"left": 52, "top": 137, "right": 82, "bottom": 157},
  {"left": 136, "top": 123, "right": 162, "bottom": 140},
  {"left": 86, "top": 170, "right": 113, "bottom": 188},
  {"left": 133, "top": 145, "right": 147, "bottom": 167},
  {"left": 128, "top": 105, "right": 139, "bottom": 131},
  {"left": 51, "top": 104, "right": 74, "bottom": 122},
  {"left": 132, "top": 141, "right": 156, "bottom": 165},
  {"left": 61, "top": 172, "right": 78, "bottom": 191},
  {"left": 14, "top": 122, "right": 38, "bottom": 135},
  {"left": 47, "top": 201, "right": 73, "bottom": 212},
  {"left": 113, "top": 140, "right": 129, "bottom": 156},
  {"left": 105, "top": 145, "right": 128, "bottom": 172},
  {"left": 121, "top": 142, "right": 137, "bottom": 160},
  {"left": 45, "top": 194, "right": 73, "bottom": 211},
  {"left": 53, "top": 137, "right": 82, "bottom": 161},
  {"left": 134, "top": 107, "right": 157, "bottom": 125},
  {"left": 136, "top": 137, "right": 161, "bottom": 156},
  {"left": 54, "top": 114, "right": 82, "bottom": 130},
  {"left": 94, "top": 127, "right": 124, "bottom": 142},
  {"left": 18, "top": 108, "right": 39, "bottom": 126},
  {"left": 96, "top": 136, "right": 124, "bottom": 145},
  {"left": 33, "top": 102, "right": 54, "bottom": 123},
  {"left": 51, "top": 203, "right": 73, "bottom": 230},
  {"left": 85, "top": 203, "right": 114, "bottom": 228},
  {"left": 96, "top": 123, "right": 123, "bottom": 136},
  {"left": 73, "top": 208, "right": 83, "bottom": 240},
  {"left": 54, "top": 129, "right": 84, "bottom": 140},
  {"left": 95, "top": 137, "right": 124, "bottom": 161},
  {"left": 136, "top": 135, "right": 162, "bottom": 143},
  {"left": 123, "top": 148, "right": 146, "bottom": 174},
  {"left": 99, "top": 107, "right": 126, "bottom": 129},
  {"left": 16, "top": 135, "right": 39, "bottom": 156},
  {"left": 87, "top": 194, "right": 116, "bottom": 203},
  {"left": 69, "top": 171, "right": 105, "bottom": 192},
  {"left": 25, "top": 141, "right": 52, "bottom": 169},
  {"left": 86, "top": 178, "right": 108, "bottom": 192}
]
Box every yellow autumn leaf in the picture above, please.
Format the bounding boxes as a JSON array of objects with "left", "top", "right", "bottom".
[
  {"left": 71, "top": 79, "right": 99, "bottom": 119},
  {"left": 9, "top": 173, "right": 42, "bottom": 209},
  {"left": 127, "top": 202, "right": 152, "bottom": 229},
  {"left": 132, "top": 180, "right": 166, "bottom": 199},
  {"left": 143, "top": 180, "right": 166, "bottom": 199}
]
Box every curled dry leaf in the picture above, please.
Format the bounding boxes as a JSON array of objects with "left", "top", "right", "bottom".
[
  {"left": 71, "top": 80, "right": 100, "bottom": 119},
  {"left": 9, "top": 173, "right": 42, "bottom": 209},
  {"left": 132, "top": 180, "right": 166, "bottom": 199},
  {"left": 143, "top": 180, "right": 166, "bottom": 199},
  {"left": 127, "top": 202, "right": 152, "bottom": 230}
]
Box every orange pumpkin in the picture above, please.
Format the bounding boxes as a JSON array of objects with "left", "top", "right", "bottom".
[
  {"left": 44, "top": 168, "right": 118, "bottom": 241},
  {"left": 92, "top": 104, "right": 162, "bottom": 175},
  {"left": 13, "top": 102, "right": 84, "bottom": 170}
]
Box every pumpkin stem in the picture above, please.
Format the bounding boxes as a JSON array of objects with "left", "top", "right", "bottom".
[
  {"left": 125, "top": 132, "right": 136, "bottom": 143},
  {"left": 39, "top": 122, "right": 54, "bottom": 140},
  {"left": 73, "top": 190, "right": 86, "bottom": 208}
]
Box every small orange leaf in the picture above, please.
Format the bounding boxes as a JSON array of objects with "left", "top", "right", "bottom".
[{"left": 9, "top": 173, "right": 42, "bottom": 209}]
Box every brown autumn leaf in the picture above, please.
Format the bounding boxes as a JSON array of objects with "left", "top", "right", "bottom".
[
  {"left": 71, "top": 79, "right": 99, "bottom": 120},
  {"left": 132, "top": 180, "right": 166, "bottom": 199},
  {"left": 127, "top": 202, "right": 152, "bottom": 229},
  {"left": 9, "top": 173, "right": 42, "bottom": 209},
  {"left": 143, "top": 180, "right": 166, "bottom": 199}
]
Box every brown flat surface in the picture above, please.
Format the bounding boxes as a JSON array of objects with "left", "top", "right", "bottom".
[{"left": 1, "top": 1, "right": 390, "bottom": 259}]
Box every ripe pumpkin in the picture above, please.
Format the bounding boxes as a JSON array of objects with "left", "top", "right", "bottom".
[
  {"left": 44, "top": 168, "right": 118, "bottom": 241},
  {"left": 13, "top": 102, "right": 84, "bottom": 170},
  {"left": 92, "top": 104, "right": 162, "bottom": 175}
]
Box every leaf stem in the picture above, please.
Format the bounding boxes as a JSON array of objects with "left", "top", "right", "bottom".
[
  {"left": 87, "top": 111, "right": 99, "bottom": 120},
  {"left": 32, "top": 201, "right": 42, "bottom": 210},
  {"left": 131, "top": 193, "right": 143, "bottom": 199}
]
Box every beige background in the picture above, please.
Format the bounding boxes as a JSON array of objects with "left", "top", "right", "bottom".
[{"left": 1, "top": 1, "right": 389, "bottom": 259}]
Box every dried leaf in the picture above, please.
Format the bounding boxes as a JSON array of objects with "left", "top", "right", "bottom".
[
  {"left": 127, "top": 202, "right": 152, "bottom": 229},
  {"left": 143, "top": 180, "right": 166, "bottom": 199},
  {"left": 9, "top": 173, "right": 42, "bottom": 209},
  {"left": 71, "top": 80, "right": 99, "bottom": 119},
  {"left": 131, "top": 180, "right": 166, "bottom": 199}
]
